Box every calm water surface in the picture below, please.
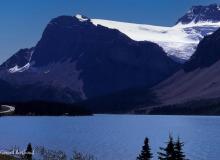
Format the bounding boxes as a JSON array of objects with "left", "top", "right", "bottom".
[{"left": 0, "top": 115, "right": 219, "bottom": 160}]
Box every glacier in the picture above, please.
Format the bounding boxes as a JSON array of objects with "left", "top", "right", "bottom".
[{"left": 91, "top": 18, "right": 220, "bottom": 62}]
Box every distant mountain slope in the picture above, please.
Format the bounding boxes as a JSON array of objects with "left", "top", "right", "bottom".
[
  {"left": 0, "top": 15, "right": 179, "bottom": 104},
  {"left": 153, "top": 27, "right": 220, "bottom": 106}
]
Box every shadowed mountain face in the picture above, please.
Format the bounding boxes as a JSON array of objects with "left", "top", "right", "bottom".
[
  {"left": 0, "top": 79, "right": 82, "bottom": 103},
  {"left": 184, "top": 29, "right": 220, "bottom": 72},
  {"left": 153, "top": 28, "right": 220, "bottom": 106},
  {"left": 0, "top": 15, "right": 179, "bottom": 104},
  {"left": 177, "top": 4, "right": 220, "bottom": 24}
]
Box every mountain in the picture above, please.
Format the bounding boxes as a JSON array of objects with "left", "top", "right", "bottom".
[
  {"left": 152, "top": 27, "right": 220, "bottom": 107},
  {"left": 91, "top": 4, "right": 220, "bottom": 62},
  {"left": 177, "top": 4, "right": 220, "bottom": 24},
  {"left": 0, "top": 15, "right": 179, "bottom": 104},
  {"left": 2, "top": 4, "right": 220, "bottom": 113},
  {"left": 130, "top": 27, "right": 220, "bottom": 115}
]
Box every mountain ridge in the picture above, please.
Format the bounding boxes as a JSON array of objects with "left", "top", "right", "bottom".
[{"left": 0, "top": 15, "right": 179, "bottom": 106}]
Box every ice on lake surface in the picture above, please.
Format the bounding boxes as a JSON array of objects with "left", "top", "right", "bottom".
[{"left": 0, "top": 115, "right": 220, "bottom": 160}]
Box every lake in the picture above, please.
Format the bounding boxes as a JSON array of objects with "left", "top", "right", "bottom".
[{"left": 0, "top": 115, "right": 219, "bottom": 160}]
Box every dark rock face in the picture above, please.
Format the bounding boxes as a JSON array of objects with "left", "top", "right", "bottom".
[
  {"left": 0, "top": 15, "right": 180, "bottom": 103},
  {"left": 184, "top": 28, "right": 220, "bottom": 72},
  {"left": 177, "top": 4, "right": 220, "bottom": 24},
  {"left": 32, "top": 16, "right": 93, "bottom": 66}
]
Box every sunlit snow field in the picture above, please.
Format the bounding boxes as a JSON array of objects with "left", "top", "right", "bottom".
[{"left": 91, "top": 16, "right": 220, "bottom": 61}]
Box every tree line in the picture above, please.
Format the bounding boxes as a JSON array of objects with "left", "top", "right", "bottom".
[
  {"left": 137, "top": 135, "right": 187, "bottom": 160},
  {"left": 3, "top": 135, "right": 187, "bottom": 160}
]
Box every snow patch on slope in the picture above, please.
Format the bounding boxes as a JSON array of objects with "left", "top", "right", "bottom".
[
  {"left": 9, "top": 63, "right": 31, "bottom": 73},
  {"left": 8, "top": 49, "right": 35, "bottom": 73}
]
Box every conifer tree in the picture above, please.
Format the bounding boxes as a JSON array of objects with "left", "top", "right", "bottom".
[
  {"left": 137, "top": 137, "right": 153, "bottom": 160},
  {"left": 174, "top": 137, "right": 186, "bottom": 160},
  {"left": 25, "top": 143, "right": 33, "bottom": 160},
  {"left": 158, "top": 135, "right": 176, "bottom": 160}
]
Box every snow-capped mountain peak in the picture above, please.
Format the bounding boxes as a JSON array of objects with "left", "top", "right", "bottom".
[{"left": 176, "top": 4, "right": 220, "bottom": 25}]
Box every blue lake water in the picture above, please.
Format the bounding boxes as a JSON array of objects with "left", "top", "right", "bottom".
[{"left": 0, "top": 115, "right": 220, "bottom": 160}]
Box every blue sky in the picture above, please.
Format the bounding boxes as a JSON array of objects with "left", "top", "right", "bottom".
[{"left": 1, "top": 0, "right": 220, "bottom": 63}]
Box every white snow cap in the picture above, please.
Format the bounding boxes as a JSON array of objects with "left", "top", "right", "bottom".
[{"left": 75, "top": 14, "right": 89, "bottom": 22}]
